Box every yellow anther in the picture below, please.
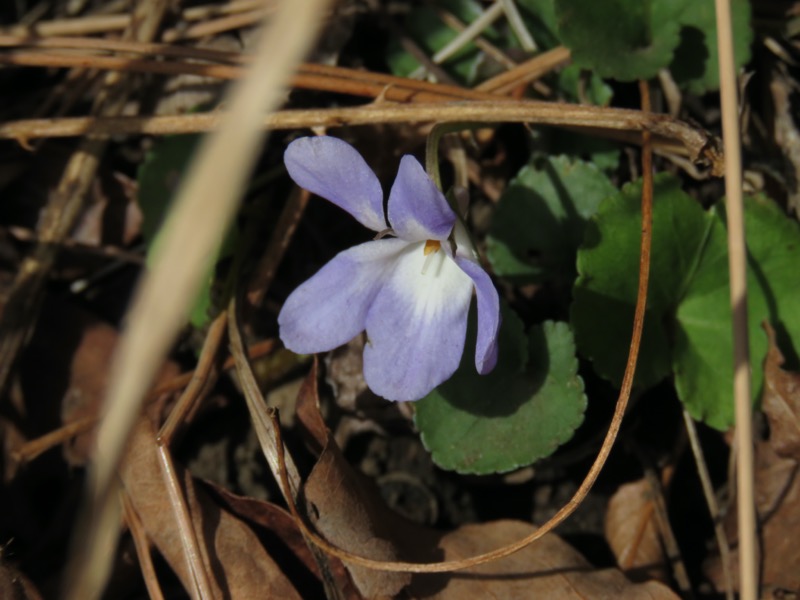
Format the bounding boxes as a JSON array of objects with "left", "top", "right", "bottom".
[{"left": 423, "top": 239, "right": 441, "bottom": 255}]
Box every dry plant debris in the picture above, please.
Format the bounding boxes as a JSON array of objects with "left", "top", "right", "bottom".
[{"left": 0, "top": 0, "right": 797, "bottom": 598}]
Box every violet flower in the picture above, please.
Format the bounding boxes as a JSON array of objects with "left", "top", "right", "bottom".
[{"left": 278, "top": 136, "right": 500, "bottom": 402}]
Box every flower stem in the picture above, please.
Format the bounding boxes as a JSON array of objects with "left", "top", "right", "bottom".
[{"left": 424, "top": 122, "right": 479, "bottom": 192}]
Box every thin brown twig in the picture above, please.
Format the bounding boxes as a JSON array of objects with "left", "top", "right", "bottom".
[
  {"left": 121, "top": 491, "right": 166, "bottom": 600},
  {"left": 0, "top": 42, "right": 718, "bottom": 161},
  {"left": 639, "top": 455, "right": 693, "bottom": 596},
  {"left": 11, "top": 416, "right": 98, "bottom": 464},
  {"left": 246, "top": 187, "right": 310, "bottom": 309},
  {"left": 0, "top": 38, "right": 561, "bottom": 105},
  {"left": 10, "top": 338, "right": 278, "bottom": 466},
  {"left": 0, "top": 40, "right": 713, "bottom": 159},
  {"left": 0, "top": 0, "right": 171, "bottom": 422},
  {"left": 154, "top": 443, "right": 215, "bottom": 600},
  {"left": 0, "top": 34, "right": 245, "bottom": 63},
  {"left": 620, "top": 81, "right": 660, "bottom": 584},
  {"left": 619, "top": 500, "right": 657, "bottom": 572},
  {"left": 181, "top": 0, "right": 268, "bottom": 21},
  {"left": 0, "top": 48, "right": 496, "bottom": 102},
  {"left": 0, "top": 102, "right": 722, "bottom": 173},
  {"left": 0, "top": 34, "right": 562, "bottom": 100},
  {"left": 5, "top": 226, "right": 145, "bottom": 264},
  {"left": 161, "top": 8, "right": 270, "bottom": 43},
  {"left": 30, "top": 61, "right": 99, "bottom": 125},
  {"left": 0, "top": 0, "right": 270, "bottom": 37},
  {"left": 159, "top": 311, "right": 228, "bottom": 446},
  {"left": 476, "top": 46, "right": 571, "bottom": 93},
  {"left": 4, "top": 13, "right": 131, "bottom": 36},
  {"left": 683, "top": 409, "right": 735, "bottom": 600},
  {"left": 152, "top": 338, "right": 278, "bottom": 396},
  {"left": 226, "top": 296, "right": 303, "bottom": 501}
]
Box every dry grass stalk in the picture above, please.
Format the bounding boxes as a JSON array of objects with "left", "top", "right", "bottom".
[
  {"left": 63, "top": 1, "right": 330, "bottom": 597},
  {"left": 714, "top": 0, "right": 758, "bottom": 597}
]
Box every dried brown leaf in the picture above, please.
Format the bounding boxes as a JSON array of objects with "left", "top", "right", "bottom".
[
  {"left": 295, "top": 357, "right": 328, "bottom": 453},
  {"left": 605, "top": 479, "right": 669, "bottom": 583},
  {"left": 210, "top": 482, "right": 363, "bottom": 600},
  {"left": 297, "top": 368, "right": 675, "bottom": 599},
  {"left": 705, "top": 439, "right": 800, "bottom": 596},
  {"left": 762, "top": 321, "right": 800, "bottom": 460},
  {"left": 120, "top": 418, "right": 302, "bottom": 599},
  {"left": 19, "top": 299, "right": 119, "bottom": 465},
  {"left": 19, "top": 299, "right": 179, "bottom": 466},
  {"left": 409, "top": 520, "right": 679, "bottom": 599},
  {"left": 304, "top": 437, "right": 422, "bottom": 598},
  {"left": 206, "top": 481, "right": 320, "bottom": 576}
]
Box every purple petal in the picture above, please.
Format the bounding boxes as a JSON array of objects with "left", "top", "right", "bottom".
[
  {"left": 279, "top": 239, "right": 406, "bottom": 353},
  {"left": 285, "top": 137, "right": 386, "bottom": 232},
  {"left": 363, "top": 245, "right": 473, "bottom": 401},
  {"left": 455, "top": 257, "right": 500, "bottom": 374},
  {"left": 387, "top": 155, "right": 456, "bottom": 242}
]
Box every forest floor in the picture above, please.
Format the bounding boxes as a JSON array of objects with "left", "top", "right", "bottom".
[{"left": 0, "top": 1, "right": 799, "bottom": 599}]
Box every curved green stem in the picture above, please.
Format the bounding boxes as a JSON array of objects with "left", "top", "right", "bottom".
[{"left": 425, "top": 121, "right": 479, "bottom": 192}]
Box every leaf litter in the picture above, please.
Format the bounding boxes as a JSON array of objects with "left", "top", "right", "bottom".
[{"left": 0, "top": 0, "right": 798, "bottom": 598}]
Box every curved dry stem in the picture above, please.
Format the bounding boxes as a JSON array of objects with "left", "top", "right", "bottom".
[
  {"left": 159, "top": 311, "right": 227, "bottom": 445},
  {"left": 154, "top": 443, "right": 215, "bottom": 600},
  {"left": 0, "top": 102, "right": 721, "bottom": 175},
  {"left": 267, "top": 80, "right": 656, "bottom": 575}
]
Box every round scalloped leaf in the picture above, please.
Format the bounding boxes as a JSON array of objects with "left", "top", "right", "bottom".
[
  {"left": 555, "top": 0, "right": 688, "bottom": 81},
  {"left": 571, "top": 174, "right": 712, "bottom": 389},
  {"left": 675, "top": 195, "right": 800, "bottom": 429},
  {"left": 572, "top": 176, "right": 800, "bottom": 430},
  {"left": 670, "top": 0, "right": 752, "bottom": 94},
  {"left": 487, "top": 155, "right": 616, "bottom": 284},
  {"left": 415, "top": 312, "right": 586, "bottom": 475}
]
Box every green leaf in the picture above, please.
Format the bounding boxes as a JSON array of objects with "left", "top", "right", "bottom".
[
  {"left": 571, "top": 175, "right": 800, "bottom": 430},
  {"left": 487, "top": 155, "right": 617, "bottom": 284},
  {"left": 549, "top": 132, "right": 621, "bottom": 173},
  {"left": 675, "top": 195, "right": 800, "bottom": 428},
  {"left": 670, "top": 0, "right": 752, "bottom": 94},
  {"left": 557, "top": 64, "right": 614, "bottom": 106},
  {"left": 385, "top": 0, "right": 512, "bottom": 85},
  {"left": 555, "top": 0, "right": 688, "bottom": 81},
  {"left": 571, "top": 175, "right": 710, "bottom": 388},
  {"left": 137, "top": 135, "right": 237, "bottom": 329},
  {"left": 415, "top": 308, "right": 586, "bottom": 474}
]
